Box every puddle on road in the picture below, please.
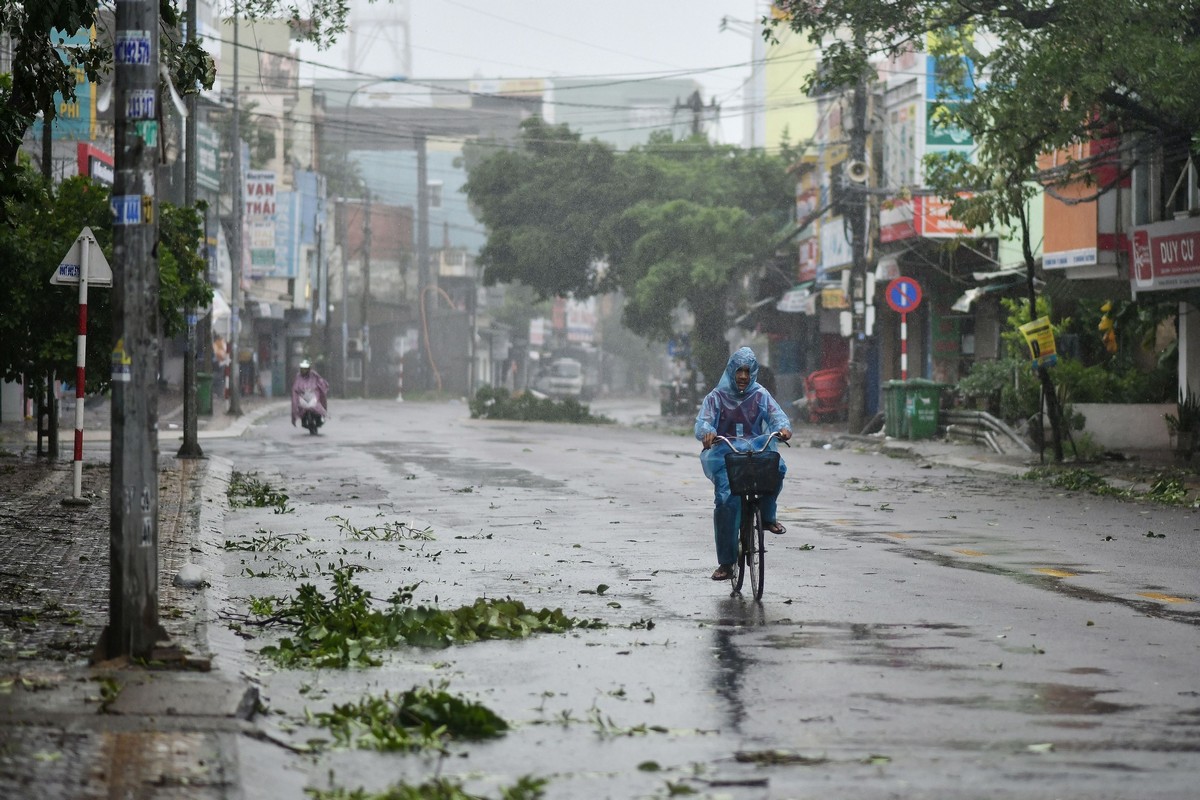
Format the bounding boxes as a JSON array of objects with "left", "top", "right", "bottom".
[
  {"left": 859, "top": 682, "right": 1136, "bottom": 716},
  {"left": 859, "top": 536, "right": 1200, "bottom": 628},
  {"left": 370, "top": 449, "right": 565, "bottom": 490},
  {"left": 754, "top": 620, "right": 974, "bottom": 671}
]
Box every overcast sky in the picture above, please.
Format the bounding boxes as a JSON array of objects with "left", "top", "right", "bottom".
[{"left": 296, "top": 0, "right": 766, "bottom": 144}]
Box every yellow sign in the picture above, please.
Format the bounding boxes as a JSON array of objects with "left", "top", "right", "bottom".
[
  {"left": 820, "top": 286, "right": 850, "bottom": 309},
  {"left": 111, "top": 338, "right": 132, "bottom": 383},
  {"left": 1019, "top": 316, "right": 1058, "bottom": 368}
]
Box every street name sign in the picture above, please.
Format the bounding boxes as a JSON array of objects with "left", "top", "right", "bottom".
[{"left": 51, "top": 227, "right": 113, "bottom": 287}]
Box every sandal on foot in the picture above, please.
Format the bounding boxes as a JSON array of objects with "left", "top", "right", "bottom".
[
  {"left": 765, "top": 521, "right": 786, "bottom": 535},
  {"left": 711, "top": 564, "right": 734, "bottom": 581}
]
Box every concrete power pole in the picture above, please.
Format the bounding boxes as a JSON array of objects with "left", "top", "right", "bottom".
[
  {"left": 845, "top": 42, "right": 872, "bottom": 435},
  {"left": 104, "top": 0, "right": 163, "bottom": 659},
  {"left": 361, "top": 192, "right": 371, "bottom": 398},
  {"left": 40, "top": 104, "right": 59, "bottom": 459},
  {"left": 178, "top": 0, "right": 203, "bottom": 459},
  {"left": 228, "top": 5, "right": 244, "bottom": 417},
  {"left": 416, "top": 133, "right": 429, "bottom": 392}
]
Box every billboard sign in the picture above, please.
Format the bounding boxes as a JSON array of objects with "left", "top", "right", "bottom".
[
  {"left": 33, "top": 28, "right": 96, "bottom": 142},
  {"left": 1129, "top": 217, "right": 1200, "bottom": 293},
  {"left": 196, "top": 124, "right": 221, "bottom": 192},
  {"left": 245, "top": 170, "right": 276, "bottom": 273}
]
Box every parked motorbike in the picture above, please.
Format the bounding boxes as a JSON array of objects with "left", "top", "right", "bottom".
[{"left": 297, "top": 390, "right": 325, "bottom": 434}]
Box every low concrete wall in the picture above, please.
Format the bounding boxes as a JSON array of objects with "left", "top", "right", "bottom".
[{"left": 1074, "top": 403, "right": 1172, "bottom": 451}]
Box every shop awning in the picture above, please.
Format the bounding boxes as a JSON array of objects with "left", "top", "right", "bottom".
[
  {"left": 775, "top": 282, "right": 816, "bottom": 313},
  {"left": 951, "top": 266, "right": 1040, "bottom": 312}
]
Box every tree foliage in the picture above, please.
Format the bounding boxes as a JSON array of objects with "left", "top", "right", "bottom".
[
  {"left": 771, "top": 0, "right": 1200, "bottom": 458},
  {"left": 0, "top": 0, "right": 359, "bottom": 188},
  {"left": 0, "top": 160, "right": 210, "bottom": 395},
  {"left": 771, "top": 0, "right": 1200, "bottom": 197},
  {"left": 463, "top": 120, "right": 793, "bottom": 385}
]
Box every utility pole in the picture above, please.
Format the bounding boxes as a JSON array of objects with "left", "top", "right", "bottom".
[
  {"left": 341, "top": 206, "right": 349, "bottom": 395},
  {"left": 846, "top": 35, "right": 872, "bottom": 435},
  {"left": 416, "top": 133, "right": 429, "bottom": 392},
  {"left": 178, "top": 0, "right": 203, "bottom": 459},
  {"left": 228, "top": 4, "right": 244, "bottom": 417},
  {"left": 40, "top": 101, "right": 59, "bottom": 459},
  {"left": 103, "top": 0, "right": 163, "bottom": 659},
  {"left": 675, "top": 90, "right": 704, "bottom": 137},
  {"left": 361, "top": 191, "right": 371, "bottom": 398}
]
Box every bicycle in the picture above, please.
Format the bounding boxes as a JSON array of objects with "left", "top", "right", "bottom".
[{"left": 713, "top": 431, "right": 789, "bottom": 601}]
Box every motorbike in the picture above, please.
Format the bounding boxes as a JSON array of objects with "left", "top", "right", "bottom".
[{"left": 297, "top": 390, "right": 325, "bottom": 434}]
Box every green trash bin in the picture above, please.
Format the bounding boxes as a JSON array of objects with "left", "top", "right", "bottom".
[
  {"left": 883, "top": 380, "right": 907, "bottom": 437},
  {"left": 904, "top": 378, "right": 943, "bottom": 440},
  {"left": 196, "top": 372, "right": 213, "bottom": 416}
]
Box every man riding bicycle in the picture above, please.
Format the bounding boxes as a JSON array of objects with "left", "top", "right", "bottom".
[{"left": 695, "top": 347, "right": 791, "bottom": 581}]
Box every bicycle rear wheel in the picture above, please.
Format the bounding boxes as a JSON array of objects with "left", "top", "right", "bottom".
[
  {"left": 747, "top": 504, "right": 764, "bottom": 601},
  {"left": 734, "top": 505, "right": 751, "bottom": 593}
]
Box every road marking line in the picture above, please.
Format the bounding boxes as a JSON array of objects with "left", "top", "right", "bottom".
[
  {"left": 953, "top": 548, "right": 985, "bottom": 557},
  {"left": 1137, "top": 592, "right": 1192, "bottom": 604},
  {"left": 1034, "top": 568, "right": 1077, "bottom": 578}
]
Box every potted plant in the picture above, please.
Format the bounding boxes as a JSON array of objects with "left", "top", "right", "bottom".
[{"left": 1164, "top": 388, "right": 1200, "bottom": 460}]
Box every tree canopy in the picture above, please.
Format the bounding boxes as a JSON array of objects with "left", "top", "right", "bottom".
[
  {"left": 463, "top": 120, "right": 793, "bottom": 385},
  {"left": 771, "top": 0, "right": 1200, "bottom": 190},
  {"left": 0, "top": 0, "right": 360, "bottom": 188},
  {"left": 0, "top": 161, "right": 210, "bottom": 396}
]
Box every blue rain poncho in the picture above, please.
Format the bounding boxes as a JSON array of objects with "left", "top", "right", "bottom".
[{"left": 694, "top": 347, "right": 790, "bottom": 567}]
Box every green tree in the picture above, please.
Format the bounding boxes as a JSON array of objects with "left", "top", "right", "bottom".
[
  {"left": 771, "top": 0, "right": 1200, "bottom": 149},
  {"left": 463, "top": 120, "right": 792, "bottom": 386},
  {"left": 771, "top": 0, "right": 1200, "bottom": 458},
  {"left": 0, "top": 162, "right": 210, "bottom": 398},
  {"left": 0, "top": 0, "right": 361, "bottom": 190}
]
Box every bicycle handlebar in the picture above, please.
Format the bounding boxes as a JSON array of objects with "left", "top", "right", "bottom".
[{"left": 710, "top": 430, "right": 790, "bottom": 452}]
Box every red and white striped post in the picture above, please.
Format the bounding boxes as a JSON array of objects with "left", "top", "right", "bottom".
[
  {"left": 885, "top": 277, "right": 922, "bottom": 383},
  {"left": 69, "top": 233, "right": 92, "bottom": 501},
  {"left": 52, "top": 228, "right": 110, "bottom": 505}
]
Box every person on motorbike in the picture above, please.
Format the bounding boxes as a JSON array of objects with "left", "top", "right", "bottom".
[
  {"left": 695, "top": 347, "right": 792, "bottom": 581},
  {"left": 291, "top": 358, "right": 329, "bottom": 429}
]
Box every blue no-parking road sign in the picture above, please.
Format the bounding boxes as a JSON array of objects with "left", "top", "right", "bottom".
[{"left": 885, "top": 277, "right": 922, "bottom": 314}]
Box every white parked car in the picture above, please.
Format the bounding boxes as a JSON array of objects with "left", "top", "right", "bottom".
[{"left": 533, "top": 358, "right": 584, "bottom": 399}]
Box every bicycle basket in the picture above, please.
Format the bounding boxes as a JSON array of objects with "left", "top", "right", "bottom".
[{"left": 724, "top": 449, "right": 782, "bottom": 496}]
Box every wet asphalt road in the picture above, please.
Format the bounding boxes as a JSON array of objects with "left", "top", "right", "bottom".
[{"left": 204, "top": 399, "right": 1200, "bottom": 800}]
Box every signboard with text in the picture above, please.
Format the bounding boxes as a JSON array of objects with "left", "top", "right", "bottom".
[
  {"left": 244, "top": 170, "right": 276, "bottom": 273},
  {"left": 1130, "top": 216, "right": 1200, "bottom": 294}
]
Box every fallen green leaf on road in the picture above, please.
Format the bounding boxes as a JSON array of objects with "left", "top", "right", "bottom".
[{"left": 735, "top": 750, "right": 828, "bottom": 766}]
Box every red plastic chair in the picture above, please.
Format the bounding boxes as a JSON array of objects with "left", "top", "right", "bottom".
[{"left": 804, "top": 367, "right": 849, "bottom": 423}]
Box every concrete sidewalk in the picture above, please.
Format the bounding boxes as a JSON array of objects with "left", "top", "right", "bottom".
[{"left": 0, "top": 391, "right": 285, "bottom": 800}]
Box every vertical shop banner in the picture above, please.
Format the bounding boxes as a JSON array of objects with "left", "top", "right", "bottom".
[
  {"left": 271, "top": 190, "right": 298, "bottom": 279},
  {"left": 244, "top": 170, "right": 276, "bottom": 276},
  {"left": 925, "top": 55, "right": 975, "bottom": 152},
  {"left": 196, "top": 124, "right": 221, "bottom": 192},
  {"left": 34, "top": 28, "right": 97, "bottom": 142}
]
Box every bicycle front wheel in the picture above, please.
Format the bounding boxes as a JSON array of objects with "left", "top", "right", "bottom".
[
  {"left": 746, "top": 504, "right": 764, "bottom": 601},
  {"left": 744, "top": 506, "right": 763, "bottom": 599},
  {"left": 734, "top": 506, "right": 751, "bottom": 593}
]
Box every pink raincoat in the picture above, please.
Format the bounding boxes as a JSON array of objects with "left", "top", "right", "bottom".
[{"left": 291, "top": 369, "right": 329, "bottom": 425}]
